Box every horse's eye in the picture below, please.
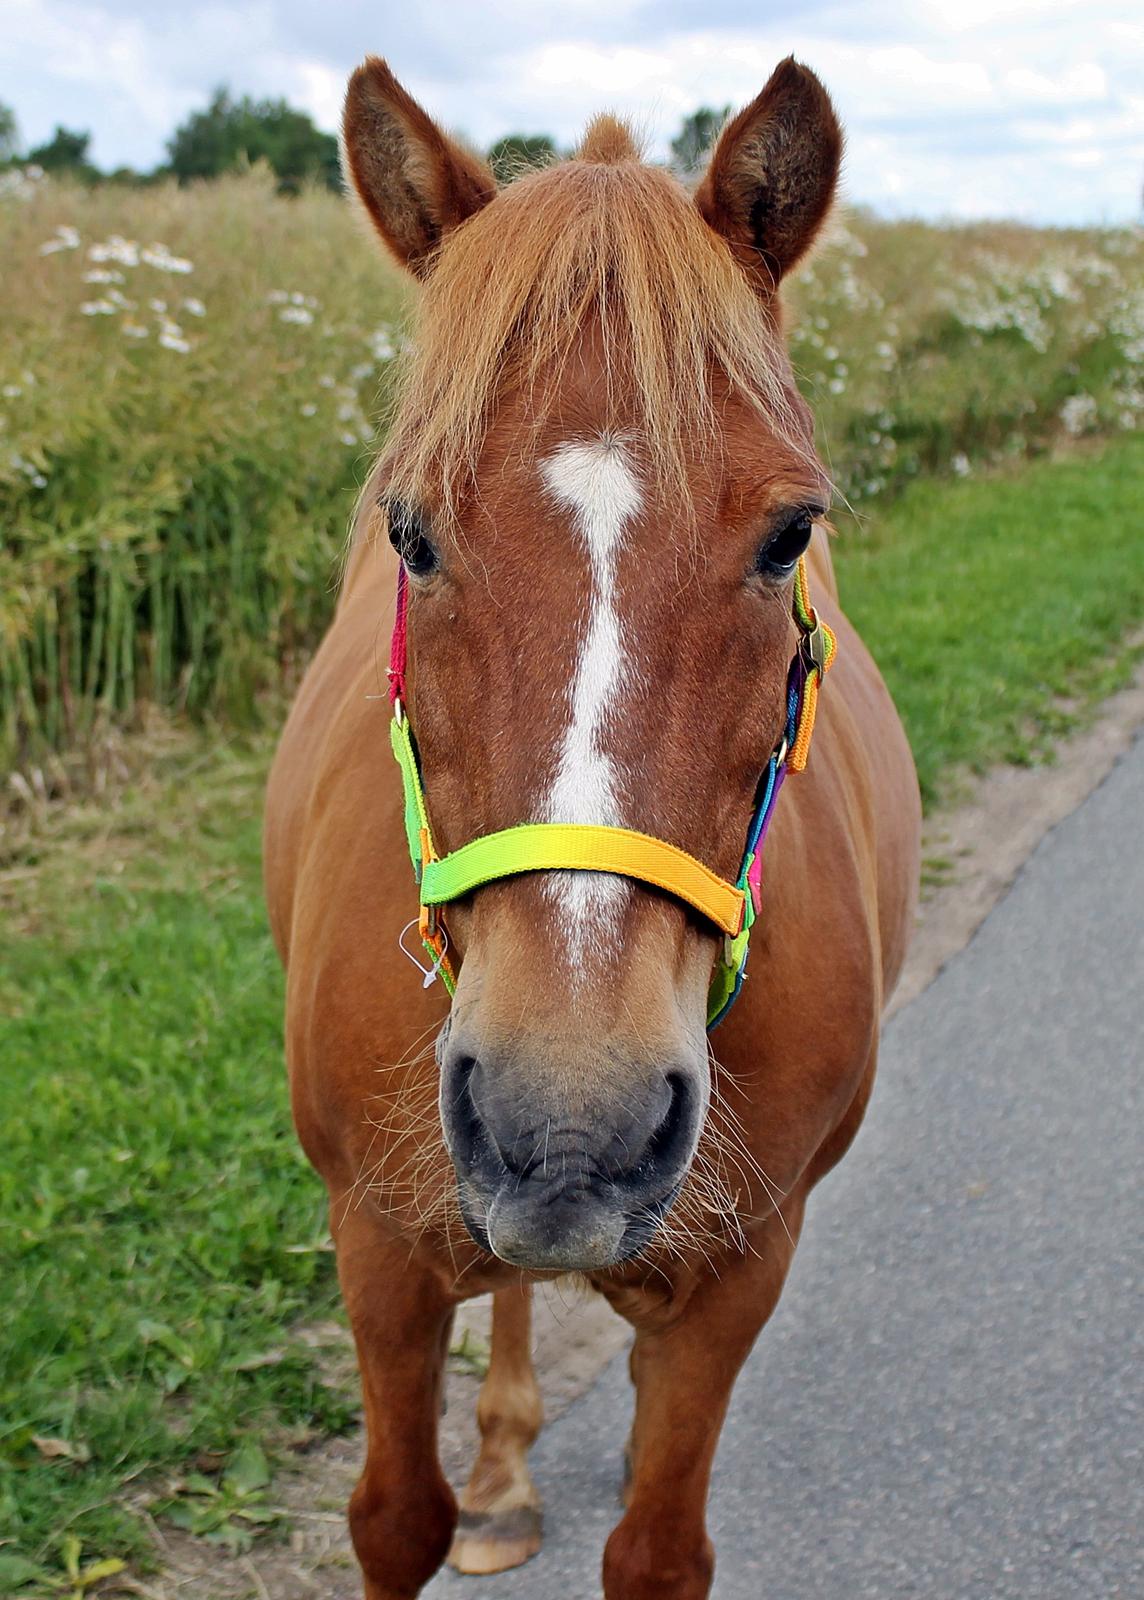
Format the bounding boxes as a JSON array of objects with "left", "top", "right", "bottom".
[
  {"left": 386, "top": 499, "right": 438, "bottom": 577},
  {"left": 755, "top": 507, "right": 817, "bottom": 579}
]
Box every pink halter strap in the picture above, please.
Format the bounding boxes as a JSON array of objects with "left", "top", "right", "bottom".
[{"left": 388, "top": 562, "right": 409, "bottom": 704}]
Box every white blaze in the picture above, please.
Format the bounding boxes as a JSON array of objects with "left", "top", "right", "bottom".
[{"left": 539, "top": 439, "right": 642, "bottom": 963}]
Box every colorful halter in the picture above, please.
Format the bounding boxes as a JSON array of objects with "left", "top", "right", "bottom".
[{"left": 388, "top": 554, "right": 836, "bottom": 1028}]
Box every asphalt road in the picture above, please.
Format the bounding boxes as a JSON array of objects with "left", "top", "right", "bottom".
[{"left": 425, "top": 732, "right": 1144, "bottom": 1600}]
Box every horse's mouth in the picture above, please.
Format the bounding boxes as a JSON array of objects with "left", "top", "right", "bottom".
[{"left": 455, "top": 1167, "right": 685, "bottom": 1272}]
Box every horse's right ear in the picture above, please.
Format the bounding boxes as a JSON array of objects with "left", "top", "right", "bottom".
[
  {"left": 342, "top": 57, "right": 497, "bottom": 279},
  {"left": 696, "top": 58, "right": 842, "bottom": 292}
]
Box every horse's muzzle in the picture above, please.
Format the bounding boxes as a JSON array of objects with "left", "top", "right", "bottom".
[{"left": 438, "top": 1040, "right": 703, "bottom": 1270}]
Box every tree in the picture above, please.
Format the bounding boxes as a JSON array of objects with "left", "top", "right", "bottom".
[
  {"left": 670, "top": 106, "right": 732, "bottom": 174},
  {"left": 166, "top": 88, "right": 340, "bottom": 193},
  {"left": 27, "top": 125, "right": 99, "bottom": 179},
  {"left": 487, "top": 133, "right": 557, "bottom": 184},
  {"left": 0, "top": 101, "right": 18, "bottom": 165}
]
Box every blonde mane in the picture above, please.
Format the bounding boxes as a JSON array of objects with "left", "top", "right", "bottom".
[{"left": 374, "top": 116, "right": 809, "bottom": 519}]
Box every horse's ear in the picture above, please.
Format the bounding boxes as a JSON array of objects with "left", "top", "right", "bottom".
[
  {"left": 696, "top": 58, "right": 842, "bottom": 290},
  {"left": 342, "top": 57, "right": 497, "bottom": 278}
]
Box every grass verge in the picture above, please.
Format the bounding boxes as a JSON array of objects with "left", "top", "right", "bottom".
[
  {"left": 0, "top": 737, "right": 352, "bottom": 1591},
  {"left": 834, "top": 434, "right": 1144, "bottom": 806},
  {"left": 1, "top": 437, "right": 1142, "bottom": 1588}
]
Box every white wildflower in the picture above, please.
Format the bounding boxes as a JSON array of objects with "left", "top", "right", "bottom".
[
  {"left": 267, "top": 289, "right": 290, "bottom": 304},
  {"left": 349, "top": 361, "right": 373, "bottom": 382},
  {"left": 290, "top": 290, "right": 319, "bottom": 307},
  {"left": 828, "top": 377, "right": 846, "bottom": 395},
  {"left": 150, "top": 298, "right": 167, "bottom": 314},
  {"left": 39, "top": 224, "right": 81, "bottom": 255},
  {"left": 0, "top": 166, "right": 44, "bottom": 201},
  {"left": 80, "top": 299, "right": 117, "bottom": 316},
  {"left": 279, "top": 306, "right": 314, "bottom": 326},
  {"left": 1059, "top": 393, "right": 1098, "bottom": 436},
  {"left": 10, "top": 451, "right": 48, "bottom": 487},
  {"left": 121, "top": 321, "right": 149, "bottom": 339},
  {"left": 141, "top": 244, "right": 193, "bottom": 274},
  {"left": 88, "top": 236, "right": 139, "bottom": 268},
  {"left": 318, "top": 373, "right": 336, "bottom": 388},
  {"left": 158, "top": 330, "right": 191, "bottom": 353},
  {"left": 181, "top": 297, "right": 206, "bottom": 317},
  {"left": 369, "top": 328, "right": 397, "bottom": 362},
  {"left": 1041, "top": 266, "right": 1076, "bottom": 301},
  {"left": 951, "top": 453, "right": 971, "bottom": 477},
  {"left": 942, "top": 265, "right": 1053, "bottom": 353},
  {"left": 2, "top": 384, "right": 20, "bottom": 399},
  {"left": 340, "top": 431, "right": 359, "bottom": 447},
  {"left": 300, "top": 402, "right": 317, "bottom": 417},
  {"left": 83, "top": 268, "right": 125, "bottom": 285}
]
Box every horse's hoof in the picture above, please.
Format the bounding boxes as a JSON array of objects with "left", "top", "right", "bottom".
[{"left": 447, "top": 1505, "right": 544, "bottom": 1574}]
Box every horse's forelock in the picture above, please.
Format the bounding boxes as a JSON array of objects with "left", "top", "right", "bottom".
[{"left": 371, "top": 134, "right": 814, "bottom": 525}]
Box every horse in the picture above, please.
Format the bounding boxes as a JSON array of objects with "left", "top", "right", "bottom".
[{"left": 264, "top": 53, "right": 920, "bottom": 1600}]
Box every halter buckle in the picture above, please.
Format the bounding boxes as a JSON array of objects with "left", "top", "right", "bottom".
[{"left": 802, "top": 616, "right": 829, "bottom": 675}]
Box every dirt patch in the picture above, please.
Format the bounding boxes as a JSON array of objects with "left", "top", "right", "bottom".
[{"left": 113, "top": 660, "right": 1144, "bottom": 1598}]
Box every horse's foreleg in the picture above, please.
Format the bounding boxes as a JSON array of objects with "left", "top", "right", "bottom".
[
  {"left": 604, "top": 1220, "right": 802, "bottom": 1600},
  {"left": 448, "top": 1284, "right": 544, "bottom": 1574},
  {"left": 336, "top": 1212, "right": 457, "bottom": 1600}
]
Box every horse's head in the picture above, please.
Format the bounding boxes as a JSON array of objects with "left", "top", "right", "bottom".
[{"left": 343, "top": 58, "right": 841, "bottom": 1270}]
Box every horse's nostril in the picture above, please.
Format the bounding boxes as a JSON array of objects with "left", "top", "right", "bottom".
[
  {"left": 441, "top": 1052, "right": 481, "bottom": 1167},
  {"left": 641, "top": 1071, "right": 695, "bottom": 1178},
  {"left": 443, "top": 1051, "right": 525, "bottom": 1175}
]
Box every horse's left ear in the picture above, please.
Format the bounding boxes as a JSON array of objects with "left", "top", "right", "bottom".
[
  {"left": 342, "top": 57, "right": 497, "bottom": 278},
  {"left": 696, "top": 58, "right": 842, "bottom": 290}
]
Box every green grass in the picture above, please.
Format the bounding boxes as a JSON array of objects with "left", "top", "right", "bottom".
[
  {"left": 0, "top": 741, "right": 351, "bottom": 1589},
  {"left": 833, "top": 433, "right": 1144, "bottom": 806},
  {"left": 1, "top": 437, "right": 1142, "bottom": 1589}
]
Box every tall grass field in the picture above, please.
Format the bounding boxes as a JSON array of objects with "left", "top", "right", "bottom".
[{"left": 2, "top": 166, "right": 1142, "bottom": 771}]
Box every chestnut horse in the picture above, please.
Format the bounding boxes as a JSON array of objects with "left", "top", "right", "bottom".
[{"left": 265, "top": 54, "right": 920, "bottom": 1600}]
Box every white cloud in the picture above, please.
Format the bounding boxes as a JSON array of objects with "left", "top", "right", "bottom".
[
  {"left": 1003, "top": 64, "right": 1107, "bottom": 103},
  {"left": 865, "top": 45, "right": 992, "bottom": 99}
]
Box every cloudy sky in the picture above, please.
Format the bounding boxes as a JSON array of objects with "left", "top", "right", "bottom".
[{"left": 3, "top": 0, "right": 1142, "bottom": 224}]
